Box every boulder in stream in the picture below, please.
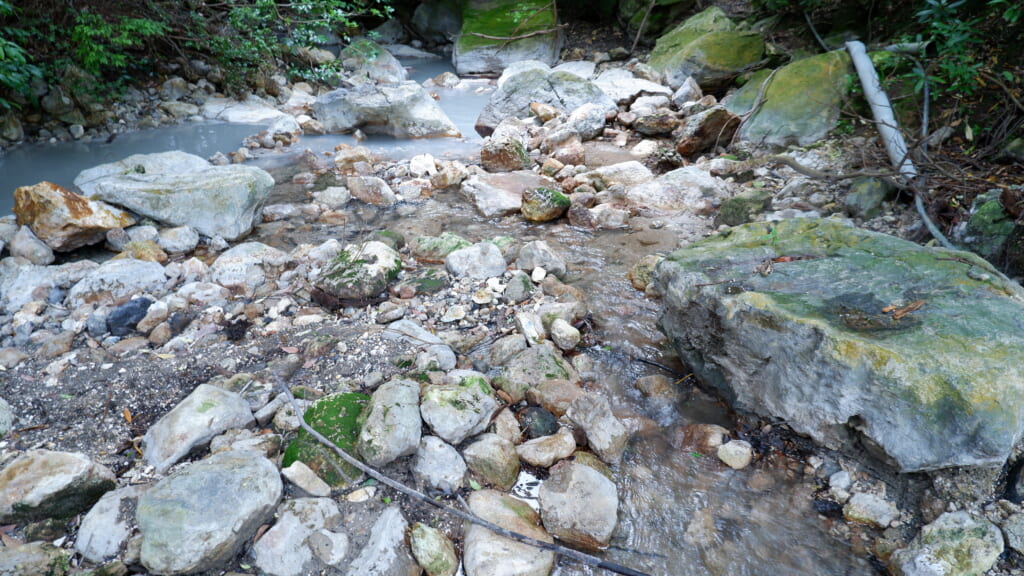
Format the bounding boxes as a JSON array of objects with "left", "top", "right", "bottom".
[
  {"left": 656, "top": 218, "right": 1024, "bottom": 472},
  {"left": 13, "top": 181, "right": 136, "bottom": 252},
  {"left": 74, "top": 151, "right": 273, "bottom": 241},
  {"left": 312, "top": 82, "right": 460, "bottom": 138}
]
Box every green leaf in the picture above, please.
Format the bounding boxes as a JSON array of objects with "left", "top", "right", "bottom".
[{"left": 469, "top": 479, "right": 482, "bottom": 490}]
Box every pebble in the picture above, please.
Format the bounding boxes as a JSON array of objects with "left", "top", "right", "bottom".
[{"left": 717, "top": 439, "right": 754, "bottom": 469}]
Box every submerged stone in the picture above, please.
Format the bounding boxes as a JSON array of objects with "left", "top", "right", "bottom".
[{"left": 656, "top": 218, "right": 1024, "bottom": 472}]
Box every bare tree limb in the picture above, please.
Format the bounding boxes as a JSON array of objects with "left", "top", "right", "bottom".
[{"left": 272, "top": 374, "right": 652, "bottom": 576}]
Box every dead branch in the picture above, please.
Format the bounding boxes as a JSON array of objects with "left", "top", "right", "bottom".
[
  {"left": 272, "top": 374, "right": 651, "bottom": 576},
  {"left": 465, "top": 25, "right": 568, "bottom": 43}
]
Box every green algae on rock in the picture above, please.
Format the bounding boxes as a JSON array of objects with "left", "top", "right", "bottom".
[
  {"left": 655, "top": 217, "right": 1024, "bottom": 472},
  {"left": 454, "top": 0, "right": 563, "bottom": 75},
  {"left": 647, "top": 6, "right": 764, "bottom": 90},
  {"left": 281, "top": 392, "right": 370, "bottom": 487}
]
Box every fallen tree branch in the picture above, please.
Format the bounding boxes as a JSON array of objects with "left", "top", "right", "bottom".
[
  {"left": 465, "top": 24, "right": 568, "bottom": 42},
  {"left": 630, "top": 0, "right": 657, "bottom": 54},
  {"left": 272, "top": 374, "right": 651, "bottom": 576}
]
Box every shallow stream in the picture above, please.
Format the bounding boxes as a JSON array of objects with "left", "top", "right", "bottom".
[{"left": 0, "top": 57, "right": 874, "bottom": 575}]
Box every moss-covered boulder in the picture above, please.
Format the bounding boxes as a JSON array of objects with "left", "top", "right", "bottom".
[
  {"left": 281, "top": 392, "right": 369, "bottom": 487},
  {"left": 410, "top": 232, "right": 473, "bottom": 263},
  {"left": 647, "top": 6, "right": 764, "bottom": 90},
  {"left": 454, "top": 0, "right": 564, "bottom": 75},
  {"left": 521, "top": 187, "right": 571, "bottom": 222},
  {"left": 655, "top": 218, "right": 1024, "bottom": 472},
  {"left": 714, "top": 188, "right": 771, "bottom": 227},
  {"left": 617, "top": 0, "right": 697, "bottom": 43},
  {"left": 420, "top": 371, "right": 499, "bottom": 445},
  {"left": 726, "top": 50, "right": 853, "bottom": 147},
  {"left": 961, "top": 190, "right": 1014, "bottom": 262},
  {"left": 314, "top": 241, "right": 402, "bottom": 301},
  {"left": 890, "top": 512, "right": 1003, "bottom": 576}
]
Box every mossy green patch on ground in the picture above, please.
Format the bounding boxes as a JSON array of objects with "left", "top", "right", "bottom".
[{"left": 282, "top": 392, "right": 369, "bottom": 487}]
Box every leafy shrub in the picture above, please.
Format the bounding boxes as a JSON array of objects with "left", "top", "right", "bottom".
[{"left": 0, "top": 1, "right": 41, "bottom": 111}]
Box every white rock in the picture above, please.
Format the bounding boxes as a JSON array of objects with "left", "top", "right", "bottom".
[
  {"left": 717, "top": 440, "right": 754, "bottom": 469},
  {"left": 282, "top": 461, "right": 332, "bottom": 498}
]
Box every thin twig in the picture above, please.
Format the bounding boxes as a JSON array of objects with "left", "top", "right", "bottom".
[
  {"left": 272, "top": 375, "right": 652, "bottom": 576},
  {"left": 466, "top": 25, "right": 568, "bottom": 42},
  {"left": 631, "top": 0, "right": 657, "bottom": 54}
]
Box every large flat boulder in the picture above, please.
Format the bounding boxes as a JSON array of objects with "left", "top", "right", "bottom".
[
  {"left": 454, "top": 0, "right": 564, "bottom": 75},
  {"left": 312, "top": 82, "right": 460, "bottom": 138},
  {"left": 655, "top": 218, "right": 1024, "bottom": 472},
  {"left": 74, "top": 151, "right": 273, "bottom": 241},
  {"left": 13, "top": 182, "right": 135, "bottom": 251},
  {"left": 725, "top": 50, "right": 853, "bottom": 147}
]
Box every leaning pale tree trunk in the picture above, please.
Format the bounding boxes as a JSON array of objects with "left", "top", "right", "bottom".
[{"left": 844, "top": 40, "right": 955, "bottom": 249}]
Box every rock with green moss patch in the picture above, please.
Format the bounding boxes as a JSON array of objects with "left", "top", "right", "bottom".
[
  {"left": 727, "top": 50, "right": 853, "bottom": 147},
  {"left": 843, "top": 177, "right": 897, "bottom": 220},
  {"left": 890, "top": 511, "right": 1002, "bottom": 576},
  {"left": 410, "top": 232, "right": 472, "bottom": 263},
  {"left": 420, "top": 370, "right": 499, "bottom": 445},
  {"left": 410, "top": 523, "right": 458, "bottom": 576},
  {"left": 521, "top": 187, "right": 571, "bottom": 222},
  {"left": 454, "top": 0, "right": 564, "bottom": 75},
  {"left": 656, "top": 217, "right": 1024, "bottom": 472},
  {"left": 715, "top": 188, "right": 772, "bottom": 227},
  {"left": 493, "top": 341, "right": 578, "bottom": 402},
  {"left": 961, "top": 190, "right": 1015, "bottom": 262},
  {"left": 647, "top": 6, "right": 764, "bottom": 90},
  {"left": 281, "top": 392, "right": 370, "bottom": 487},
  {"left": 315, "top": 241, "right": 402, "bottom": 301}
]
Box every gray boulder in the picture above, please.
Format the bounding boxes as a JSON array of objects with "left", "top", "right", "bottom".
[
  {"left": 1, "top": 259, "right": 98, "bottom": 314},
  {"left": 460, "top": 171, "right": 557, "bottom": 218},
  {"left": 76, "top": 485, "right": 146, "bottom": 563},
  {"left": 346, "top": 506, "right": 419, "bottom": 576},
  {"left": 137, "top": 451, "right": 282, "bottom": 574},
  {"left": 566, "top": 394, "right": 628, "bottom": 465},
  {"left": 0, "top": 542, "right": 70, "bottom": 576},
  {"left": 475, "top": 67, "right": 616, "bottom": 137},
  {"left": 539, "top": 460, "right": 618, "bottom": 550},
  {"left": 655, "top": 218, "right": 1024, "bottom": 472},
  {"left": 75, "top": 151, "right": 274, "bottom": 241},
  {"left": 445, "top": 242, "right": 507, "bottom": 280},
  {"left": 494, "top": 341, "right": 579, "bottom": 402},
  {"left": 340, "top": 39, "right": 407, "bottom": 84},
  {"left": 593, "top": 68, "right": 672, "bottom": 105},
  {"left": 420, "top": 370, "right": 499, "bottom": 444},
  {"left": 517, "top": 240, "right": 567, "bottom": 279},
  {"left": 358, "top": 379, "right": 422, "bottom": 467},
  {"left": 383, "top": 319, "right": 457, "bottom": 371},
  {"left": 143, "top": 383, "right": 255, "bottom": 474},
  {"left": 312, "top": 82, "right": 460, "bottom": 138},
  {"left": 0, "top": 450, "right": 115, "bottom": 524},
  {"left": 463, "top": 490, "right": 555, "bottom": 576}
]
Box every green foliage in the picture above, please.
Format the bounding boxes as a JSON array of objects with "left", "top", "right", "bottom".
[
  {"left": 70, "top": 11, "right": 168, "bottom": 77},
  {"left": 0, "top": 1, "right": 41, "bottom": 111}
]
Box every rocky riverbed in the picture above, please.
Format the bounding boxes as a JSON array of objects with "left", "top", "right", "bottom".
[{"left": 3, "top": 6, "right": 1024, "bottom": 576}]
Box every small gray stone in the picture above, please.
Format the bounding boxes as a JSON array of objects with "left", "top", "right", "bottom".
[
  {"left": 549, "top": 318, "right": 580, "bottom": 350},
  {"left": 0, "top": 397, "right": 13, "bottom": 437},
  {"left": 10, "top": 226, "right": 54, "bottom": 265},
  {"left": 345, "top": 506, "right": 418, "bottom": 576},
  {"left": 410, "top": 522, "right": 458, "bottom": 576},
  {"left": 843, "top": 492, "right": 898, "bottom": 528},
  {"left": 717, "top": 440, "right": 754, "bottom": 470},
  {"left": 252, "top": 498, "right": 342, "bottom": 576},
  {"left": 282, "top": 461, "right": 332, "bottom": 498},
  {"left": 445, "top": 242, "right": 507, "bottom": 279},
  {"left": 516, "top": 426, "right": 576, "bottom": 468},
  {"left": 411, "top": 436, "right": 467, "bottom": 494},
  {"left": 566, "top": 394, "right": 628, "bottom": 465},
  {"left": 463, "top": 433, "right": 520, "bottom": 490},
  {"left": 517, "top": 240, "right": 567, "bottom": 279}
]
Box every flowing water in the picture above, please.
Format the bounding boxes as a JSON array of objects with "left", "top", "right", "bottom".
[{"left": 0, "top": 57, "right": 875, "bottom": 576}]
